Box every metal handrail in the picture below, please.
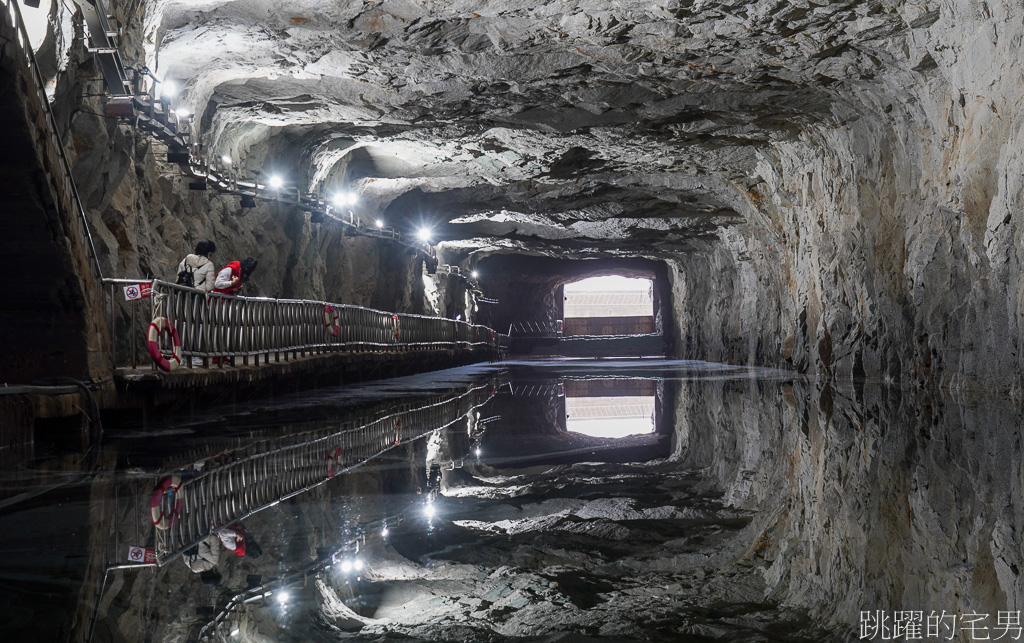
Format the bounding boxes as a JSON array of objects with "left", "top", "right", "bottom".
[
  {"left": 508, "top": 320, "right": 564, "bottom": 337},
  {"left": 66, "top": 0, "right": 437, "bottom": 262},
  {"left": 2, "top": 0, "right": 104, "bottom": 282},
  {"left": 152, "top": 382, "right": 496, "bottom": 564},
  {"left": 103, "top": 278, "right": 498, "bottom": 368}
]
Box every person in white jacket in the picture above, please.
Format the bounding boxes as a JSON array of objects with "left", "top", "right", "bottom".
[{"left": 176, "top": 239, "right": 217, "bottom": 292}]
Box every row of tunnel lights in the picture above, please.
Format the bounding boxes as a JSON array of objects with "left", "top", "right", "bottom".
[{"left": 157, "top": 81, "right": 449, "bottom": 246}]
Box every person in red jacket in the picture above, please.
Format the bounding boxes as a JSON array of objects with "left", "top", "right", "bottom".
[{"left": 213, "top": 257, "right": 258, "bottom": 294}]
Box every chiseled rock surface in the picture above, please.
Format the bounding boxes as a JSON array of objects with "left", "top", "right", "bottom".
[
  {"left": 31, "top": 0, "right": 1024, "bottom": 379},
  {"left": 50, "top": 0, "right": 1010, "bottom": 390}
]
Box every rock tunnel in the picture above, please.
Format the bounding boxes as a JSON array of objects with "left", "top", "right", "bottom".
[{"left": 2, "top": 0, "right": 1024, "bottom": 641}]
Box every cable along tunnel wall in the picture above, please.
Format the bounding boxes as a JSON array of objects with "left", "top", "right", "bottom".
[{"left": 147, "top": 382, "right": 497, "bottom": 565}]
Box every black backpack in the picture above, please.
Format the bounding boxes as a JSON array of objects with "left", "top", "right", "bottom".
[{"left": 176, "top": 261, "right": 195, "bottom": 288}]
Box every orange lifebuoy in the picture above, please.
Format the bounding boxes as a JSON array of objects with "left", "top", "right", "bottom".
[
  {"left": 147, "top": 317, "right": 183, "bottom": 371},
  {"left": 150, "top": 474, "right": 183, "bottom": 530},
  {"left": 392, "top": 314, "right": 400, "bottom": 341},
  {"left": 324, "top": 305, "right": 339, "bottom": 337}
]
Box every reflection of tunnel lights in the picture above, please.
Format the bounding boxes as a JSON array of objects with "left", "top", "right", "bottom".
[
  {"left": 381, "top": 526, "right": 389, "bottom": 537},
  {"left": 230, "top": 627, "right": 240, "bottom": 637},
  {"left": 417, "top": 228, "right": 432, "bottom": 242},
  {"left": 340, "top": 559, "right": 353, "bottom": 573},
  {"left": 268, "top": 175, "right": 283, "bottom": 189},
  {"left": 475, "top": 448, "right": 481, "bottom": 457},
  {"left": 423, "top": 503, "right": 436, "bottom": 518},
  {"left": 277, "top": 590, "right": 290, "bottom": 605},
  {"left": 376, "top": 219, "right": 384, "bottom": 229},
  {"left": 221, "top": 155, "right": 232, "bottom": 165},
  {"left": 354, "top": 558, "right": 365, "bottom": 572},
  {"left": 471, "top": 271, "right": 479, "bottom": 279}
]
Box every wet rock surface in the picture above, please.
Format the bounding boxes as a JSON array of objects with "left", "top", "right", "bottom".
[
  {"left": 2, "top": 360, "right": 1022, "bottom": 641},
  {"left": 139, "top": 360, "right": 1015, "bottom": 643}
]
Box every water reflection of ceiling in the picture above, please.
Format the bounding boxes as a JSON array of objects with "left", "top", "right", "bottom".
[{"left": 565, "top": 395, "right": 656, "bottom": 438}]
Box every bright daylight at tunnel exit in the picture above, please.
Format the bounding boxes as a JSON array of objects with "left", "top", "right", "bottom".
[{"left": 2, "top": 0, "right": 1022, "bottom": 641}]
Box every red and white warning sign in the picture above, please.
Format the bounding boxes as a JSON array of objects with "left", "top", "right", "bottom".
[
  {"left": 123, "top": 282, "right": 152, "bottom": 301},
  {"left": 127, "top": 546, "right": 156, "bottom": 563}
]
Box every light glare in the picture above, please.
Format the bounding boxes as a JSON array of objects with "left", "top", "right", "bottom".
[
  {"left": 423, "top": 503, "right": 436, "bottom": 518},
  {"left": 340, "top": 560, "right": 353, "bottom": 573},
  {"left": 268, "top": 175, "right": 283, "bottom": 189},
  {"left": 417, "top": 228, "right": 432, "bottom": 242},
  {"left": 159, "top": 80, "right": 176, "bottom": 99},
  {"left": 277, "top": 590, "right": 290, "bottom": 605},
  {"left": 471, "top": 271, "right": 479, "bottom": 279},
  {"left": 221, "top": 155, "right": 232, "bottom": 165},
  {"left": 354, "top": 558, "right": 364, "bottom": 571},
  {"left": 381, "top": 527, "right": 389, "bottom": 537}
]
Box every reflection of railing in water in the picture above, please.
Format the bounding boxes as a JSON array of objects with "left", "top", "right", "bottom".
[
  {"left": 104, "top": 279, "right": 498, "bottom": 368},
  {"left": 196, "top": 511, "right": 401, "bottom": 641},
  {"left": 152, "top": 383, "right": 497, "bottom": 564}
]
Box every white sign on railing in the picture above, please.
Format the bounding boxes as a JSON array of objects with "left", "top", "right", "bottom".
[{"left": 123, "top": 283, "right": 152, "bottom": 301}]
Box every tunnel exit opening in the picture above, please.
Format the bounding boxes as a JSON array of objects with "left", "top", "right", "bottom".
[{"left": 561, "top": 275, "right": 655, "bottom": 337}]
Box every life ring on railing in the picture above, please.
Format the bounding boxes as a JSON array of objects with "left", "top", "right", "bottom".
[
  {"left": 490, "top": 330, "right": 497, "bottom": 344},
  {"left": 324, "top": 304, "right": 340, "bottom": 337},
  {"left": 150, "top": 474, "right": 183, "bottom": 530},
  {"left": 454, "top": 324, "right": 460, "bottom": 341},
  {"left": 392, "top": 314, "right": 400, "bottom": 341},
  {"left": 147, "top": 317, "right": 183, "bottom": 372},
  {"left": 326, "top": 446, "right": 342, "bottom": 477},
  {"left": 395, "top": 418, "right": 402, "bottom": 445}
]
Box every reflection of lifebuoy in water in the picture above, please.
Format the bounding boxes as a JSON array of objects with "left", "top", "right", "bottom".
[
  {"left": 326, "top": 446, "right": 341, "bottom": 477},
  {"left": 454, "top": 323, "right": 460, "bottom": 341},
  {"left": 324, "top": 305, "right": 339, "bottom": 337},
  {"left": 147, "top": 317, "right": 183, "bottom": 371},
  {"left": 150, "top": 474, "right": 183, "bottom": 530},
  {"left": 392, "top": 314, "right": 400, "bottom": 341}
]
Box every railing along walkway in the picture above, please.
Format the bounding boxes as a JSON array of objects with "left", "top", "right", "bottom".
[
  {"left": 151, "top": 382, "right": 496, "bottom": 564},
  {"left": 104, "top": 279, "right": 498, "bottom": 368},
  {"left": 508, "top": 320, "right": 563, "bottom": 337}
]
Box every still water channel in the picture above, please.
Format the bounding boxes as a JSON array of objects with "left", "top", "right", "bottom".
[{"left": 0, "top": 359, "right": 1018, "bottom": 642}]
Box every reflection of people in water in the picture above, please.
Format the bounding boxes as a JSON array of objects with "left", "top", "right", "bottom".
[{"left": 183, "top": 523, "right": 262, "bottom": 584}]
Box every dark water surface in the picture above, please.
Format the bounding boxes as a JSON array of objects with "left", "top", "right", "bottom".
[{"left": 0, "top": 359, "right": 1017, "bottom": 642}]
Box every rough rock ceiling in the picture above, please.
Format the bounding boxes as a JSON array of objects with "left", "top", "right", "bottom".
[{"left": 144, "top": 0, "right": 929, "bottom": 259}]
